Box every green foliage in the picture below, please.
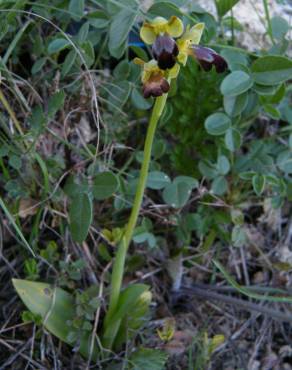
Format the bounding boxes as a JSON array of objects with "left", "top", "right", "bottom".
[
  {"left": 215, "top": 0, "right": 240, "bottom": 17},
  {"left": 12, "top": 279, "right": 99, "bottom": 361},
  {"left": 128, "top": 348, "right": 168, "bottom": 370},
  {"left": 102, "top": 284, "right": 152, "bottom": 350},
  {"left": 69, "top": 192, "right": 92, "bottom": 243},
  {"left": 251, "top": 56, "right": 292, "bottom": 85},
  {"left": 2, "top": 0, "right": 291, "bottom": 368},
  {"left": 220, "top": 71, "right": 253, "bottom": 96},
  {"left": 92, "top": 171, "right": 119, "bottom": 200},
  {"left": 162, "top": 176, "right": 198, "bottom": 208},
  {"left": 205, "top": 112, "right": 231, "bottom": 135}
]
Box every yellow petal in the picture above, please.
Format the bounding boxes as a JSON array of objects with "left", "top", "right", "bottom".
[
  {"left": 141, "top": 59, "right": 161, "bottom": 83},
  {"left": 177, "top": 52, "right": 188, "bottom": 66},
  {"left": 168, "top": 63, "right": 180, "bottom": 79},
  {"left": 140, "top": 23, "right": 156, "bottom": 44},
  {"left": 133, "top": 57, "right": 145, "bottom": 66},
  {"left": 189, "top": 23, "right": 205, "bottom": 44},
  {"left": 152, "top": 16, "right": 168, "bottom": 27},
  {"left": 167, "top": 16, "right": 184, "bottom": 37},
  {"left": 176, "top": 39, "right": 189, "bottom": 66}
]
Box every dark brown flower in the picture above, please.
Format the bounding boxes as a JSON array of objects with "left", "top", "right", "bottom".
[
  {"left": 192, "top": 46, "right": 228, "bottom": 73},
  {"left": 142, "top": 73, "right": 170, "bottom": 98},
  {"left": 152, "top": 35, "right": 179, "bottom": 70}
]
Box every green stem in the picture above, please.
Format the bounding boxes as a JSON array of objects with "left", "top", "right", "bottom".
[
  {"left": 0, "top": 89, "right": 29, "bottom": 150},
  {"left": 262, "top": 0, "right": 275, "bottom": 45},
  {"left": 103, "top": 92, "right": 168, "bottom": 340},
  {"left": 0, "top": 89, "right": 24, "bottom": 136}
]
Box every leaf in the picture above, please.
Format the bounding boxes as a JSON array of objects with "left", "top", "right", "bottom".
[
  {"left": 253, "top": 84, "right": 278, "bottom": 96},
  {"left": 231, "top": 225, "right": 246, "bottom": 247},
  {"left": 92, "top": 172, "right": 119, "bottom": 200},
  {"left": 271, "top": 16, "right": 289, "bottom": 40},
  {"left": 61, "top": 50, "right": 77, "bottom": 77},
  {"left": 199, "top": 160, "right": 218, "bottom": 179},
  {"left": 147, "top": 171, "right": 171, "bottom": 190},
  {"left": 128, "top": 348, "right": 168, "bottom": 370},
  {"left": 109, "top": 8, "right": 137, "bottom": 58},
  {"left": 47, "top": 38, "right": 70, "bottom": 54},
  {"left": 31, "top": 57, "right": 47, "bottom": 74},
  {"left": 277, "top": 151, "right": 292, "bottom": 174},
  {"left": 162, "top": 181, "right": 192, "bottom": 208},
  {"left": 216, "top": 155, "right": 230, "bottom": 175},
  {"left": 205, "top": 112, "right": 231, "bottom": 136},
  {"left": 88, "top": 10, "right": 109, "bottom": 29},
  {"left": 77, "top": 22, "right": 89, "bottom": 43},
  {"left": 69, "top": 0, "right": 84, "bottom": 19},
  {"left": 109, "top": 81, "right": 131, "bottom": 110},
  {"left": 222, "top": 16, "right": 243, "bottom": 31},
  {"left": 48, "top": 90, "right": 65, "bottom": 118},
  {"left": 12, "top": 279, "right": 99, "bottom": 360},
  {"left": 224, "top": 128, "right": 242, "bottom": 151},
  {"left": 211, "top": 176, "right": 228, "bottom": 195},
  {"left": 252, "top": 174, "right": 266, "bottom": 195},
  {"left": 221, "top": 49, "right": 248, "bottom": 68},
  {"left": 173, "top": 176, "right": 199, "bottom": 189},
  {"left": 103, "top": 284, "right": 150, "bottom": 349},
  {"left": 81, "top": 41, "right": 95, "bottom": 67},
  {"left": 131, "top": 88, "right": 152, "bottom": 110},
  {"left": 251, "top": 56, "right": 292, "bottom": 86},
  {"left": 263, "top": 104, "right": 281, "bottom": 120},
  {"left": 215, "top": 0, "right": 240, "bottom": 17},
  {"left": 114, "top": 60, "right": 131, "bottom": 80},
  {"left": 9, "top": 155, "right": 21, "bottom": 170},
  {"left": 133, "top": 227, "right": 156, "bottom": 248},
  {"left": 223, "top": 92, "right": 248, "bottom": 117},
  {"left": 220, "top": 71, "right": 253, "bottom": 96},
  {"left": 115, "top": 289, "right": 152, "bottom": 349},
  {"left": 261, "top": 84, "right": 285, "bottom": 104},
  {"left": 69, "top": 192, "right": 92, "bottom": 243},
  {"left": 148, "top": 1, "right": 181, "bottom": 18}
]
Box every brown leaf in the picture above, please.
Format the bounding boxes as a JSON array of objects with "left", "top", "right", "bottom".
[{"left": 18, "top": 198, "right": 38, "bottom": 218}]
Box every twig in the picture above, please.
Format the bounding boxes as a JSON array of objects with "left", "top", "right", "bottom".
[{"left": 180, "top": 286, "right": 292, "bottom": 324}]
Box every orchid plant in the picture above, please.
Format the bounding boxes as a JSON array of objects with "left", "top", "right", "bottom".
[
  {"left": 13, "top": 14, "right": 228, "bottom": 359},
  {"left": 103, "top": 15, "right": 227, "bottom": 349}
]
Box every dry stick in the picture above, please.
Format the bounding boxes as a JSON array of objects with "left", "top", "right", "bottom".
[
  {"left": 180, "top": 286, "right": 292, "bottom": 324},
  {"left": 0, "top": 338, "right": 42, "bottom": 369}
]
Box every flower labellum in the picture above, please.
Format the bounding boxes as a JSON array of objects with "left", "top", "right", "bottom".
[
  {"left": 134, "top": 58, "right": 170, "bottom": 99},
  {"left": 152, "top": 35, "right": 179, "bottom": 70},
  {"left": 143, "top": 73, "right": 170, "bottom": 98},
  {"left": 192, "top": 46, "right": 228, "bottom": 73}
]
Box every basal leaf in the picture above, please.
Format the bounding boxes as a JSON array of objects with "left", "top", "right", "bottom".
[{"left": 13, "top": 279, "right": 99, "bottom": 360}]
